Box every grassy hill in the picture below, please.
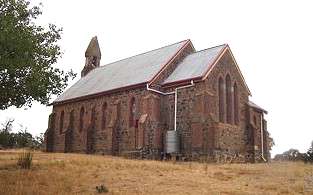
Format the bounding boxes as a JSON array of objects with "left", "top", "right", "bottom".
[{"left": 0, "top": 150, "right": 312, "bottom": 195}]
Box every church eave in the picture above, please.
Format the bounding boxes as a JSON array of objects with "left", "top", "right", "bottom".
[{"left": 50, "top": 82, "right": 147, "bottom": 106}]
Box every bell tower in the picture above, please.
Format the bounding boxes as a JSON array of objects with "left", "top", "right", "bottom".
[{"left": 81, "top": 36, "right": 101, "bottom": 77}]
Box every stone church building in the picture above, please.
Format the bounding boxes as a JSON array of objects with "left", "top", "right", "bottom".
[{"left": 45, "top": 37, "right": 271, "bottom": 162}]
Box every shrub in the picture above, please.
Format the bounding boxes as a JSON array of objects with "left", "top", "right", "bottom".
[
  {"left": 306, "top": 145, "right": 313, "bottom": 163},
  {"left": 17, "top": 151, "right": 33, "bottom": 169},
  {"left": 96, "top": 185, "right": 108, "bottom": 193}
]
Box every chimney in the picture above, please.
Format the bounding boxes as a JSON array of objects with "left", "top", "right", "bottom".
[{"left": 81, "top": 36, "right": 101, "bottom": 77}]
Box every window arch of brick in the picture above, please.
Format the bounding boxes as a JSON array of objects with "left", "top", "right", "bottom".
[
  {"left": 218, "top": 77, "right": 225, "bottom": 122},
  {"left": 59, "top": 111, "right": 64, "bottom": 134},
  {"left": 79, "top": 107, "right": 85, "bottom": 132},
  {"left": 129, "top": 97, "right": 136, "bottom": 128},
  {"left": 102, "top": 102, "right": 107, "bottom": 129},
  {"left": 233, "top": 82, "right": 239, "bottom": 125},
  {"left": 226, "top": 74, "right": 233, "bottom": 124}
]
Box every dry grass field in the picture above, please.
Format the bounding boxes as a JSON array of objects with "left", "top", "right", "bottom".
[{"left": 0, "top": 150, "right": 312, "bottom": 195}]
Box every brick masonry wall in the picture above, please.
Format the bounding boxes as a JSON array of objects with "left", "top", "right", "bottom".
[
  {"left": 205, "top": 49, "right": 251, "bottom": 161},
  {"left": 248, "top": 108, "right": 269, "bottom": 162},
  {"left": 50, "top": 87, "right": 164, "bottom": 155},
  {"left": 46, "top": 47, "right": 270, "bottom": 162},
  {"left": 160, "top": 49, "right": 253, "bottom": 161}
]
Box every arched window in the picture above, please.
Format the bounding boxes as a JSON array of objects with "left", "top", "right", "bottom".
[
  {"left": 69, "top": 110, "right": 74, "bottom": 130},
  {"left": 129, "top": 97, "right": 136, "bottom": 127},
  {"left": 226, "top": 74, "right": 233, "bottom": 124},
  {"left": 79, "top": 107, "right": 85, "bottom": 132},
  {"left": 59, "top": 111, "right": 64, "bottom": 134},
  {"left": 233, "top": 83, "right": 239, "bottom": 125},
  {"left": 91, "top": 106, "right": 96, "bottom": 127},
  {"left": 218, "top": 77, "right": 225, "bottom": 122},
  {"left": 102, "top": 102, "right": 107, "bottom": 129}
]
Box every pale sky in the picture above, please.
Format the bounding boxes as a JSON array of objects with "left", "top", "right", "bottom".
[{"left": 1, "top": 0, "right": 312, "bottom": 156}]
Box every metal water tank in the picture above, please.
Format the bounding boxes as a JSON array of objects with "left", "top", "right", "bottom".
[{"left": 165, "top": 130, "right": 180, "bottom": 153}]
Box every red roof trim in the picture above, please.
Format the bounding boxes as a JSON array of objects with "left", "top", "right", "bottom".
[
  {"left": 226, "top": 46, "right": 251, "bottom": 95},
  {"left": 162, "top": 78, "right": 202, "bottom": 89},
  {"left": 162, "top": 76, "right": 202, "bottom": 88},
  {"left": 201, "top": 45, "right": 228, "bottom": 80},
  {"left": 50, "top": 82, "right": 147, "bottom": 106},
  {"left": 148, "top": 39, "right": 191, "bottom": 84},
  {"left": 161, "top": 44, "right": 252, "bottom": 95},
  {"left": 161, "top": 44, "right": 227, "bottom": 88},
  {"left": 52, "top": 39, "right": 190, "bottom": 106}
]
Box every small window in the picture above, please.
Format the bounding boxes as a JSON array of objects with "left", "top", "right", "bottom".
[
  {"left": 129, "top": 97, "right": 136, "bottom": 127},
  {"left": 69, "top": 110, "right": 75, "bottom": 130},
  {"left": 59, "top": 111, "right": 64, "bottom": 134},
  {"left": 102, "top": 102, "right": 107, "bottom": 129},
  {"left": 218, "top": 77, "right": 225, "bottom": 123},
  {"left": 80, "top": 107, "right": 85, "bottom": 132},
  {"left": 226, "top": 74, "right": 233, "bottom": 124}
]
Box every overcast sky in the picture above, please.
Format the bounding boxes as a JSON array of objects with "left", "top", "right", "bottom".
[{"left": 1, "top": 0, "right": 312, "bottom": 156}]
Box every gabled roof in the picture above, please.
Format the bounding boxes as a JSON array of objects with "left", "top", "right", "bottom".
[
  {"left": 162, "top": 45, "right": 251, "bottom": 95},
  {"left": 53, "top": 40, "right": 189, "bottom": 103},
  {"left": 53, "top": 39, "right": 252, "bottom": 105},
  {"left": 162, "top": 44, "right": 226, "bottom": 85}
]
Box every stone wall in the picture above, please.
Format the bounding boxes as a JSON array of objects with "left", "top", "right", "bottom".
[
  {"left": 248, "top": 107, "right": 269, "bottom": 162},
  {"left": 51, "top": 87, "right": 149, "bottom": 154},
  {"left": 46, "top": 47, "right": 270, "bottom": 163},
  {"left": 160, "top": 49, "right": 252, "bottom": 161}
]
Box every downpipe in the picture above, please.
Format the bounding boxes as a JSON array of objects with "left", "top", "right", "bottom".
[
  {"left": 260, "top": 114, "right": 267, "bottom": 162},
  {"left": 173, "top": 81, "right": 194, "bottom": 131},
  {"left": 146, "top": 80, "right": 195, "bottom": 131}
]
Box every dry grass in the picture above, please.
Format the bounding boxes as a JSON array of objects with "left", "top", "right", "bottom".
[{"left": 0, "top": 150, "right": 312, "bottom": 195}]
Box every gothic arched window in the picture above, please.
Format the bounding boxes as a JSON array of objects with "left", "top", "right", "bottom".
[
  {"left": 79, "top": 107, "right": 85, "bottom": 132},
  {"left": 129, "top": 97, "right": 136, "bottom": 127},
  {"left": 218, "top": 77, "right": 225, "bottom": 123},
  {"left": 102, "top": 102, "right": 107, "bottom": 129},
  {"left": 59, "top": 111, "right": 64, "bottom": 134},
  {"left": 233, "top": 82, "right": 239, "bottom": 125},
  {"left": 69, "top": 110, "right": 74, "bottom": 130},
  {"left": 226, "top": 74, "right": 233, "bottom": 124}
]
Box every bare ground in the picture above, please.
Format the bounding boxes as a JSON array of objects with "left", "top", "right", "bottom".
[{"left": 0, "top": 150, "right": 312, "bottom": 195}]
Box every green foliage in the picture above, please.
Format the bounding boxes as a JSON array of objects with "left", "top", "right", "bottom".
[
  {"left": 274, "top": 149, "right": 307, "bottom": 161},
  {"left": 0, "top": 119, "right": 44, "bottom": 149},
  {"left": 0, "top": 0, "right": 76, "bottom": 110},
  {"left": 0, "top": 118, "right": 15, "bottom": 147},
  {"left": 274, "top": 142, "right": 313, "bottom": 163},
  {"left": 17, "top": 150, "right": 33, "bottom": 169},
  {"left": 305, "top": 141, "right": 313, "bottom": 163}
]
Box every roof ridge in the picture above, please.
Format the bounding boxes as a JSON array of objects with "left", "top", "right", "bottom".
[
  {"left": 194, "top": 43, "right": 227, "bottom": 53},
  {"left": 96, "top": 39, "right": 190, "bottom": 69}
]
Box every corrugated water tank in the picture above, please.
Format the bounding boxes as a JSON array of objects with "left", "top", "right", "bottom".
[{"left": 165, "top": 130, "right": 180, "bottom": 153}]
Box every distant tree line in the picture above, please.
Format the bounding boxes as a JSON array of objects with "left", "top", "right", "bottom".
[
  {"left": 0, "top": 119, "right": 43, "bottom": 149},
  {"left": 274, "top": 142, "right": 313, "bottom": 163}
]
